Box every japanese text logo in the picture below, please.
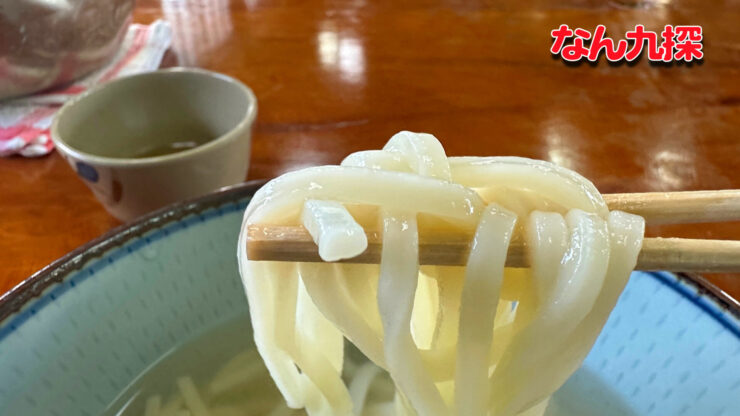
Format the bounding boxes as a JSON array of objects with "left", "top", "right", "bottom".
[{"left": 551, "top": 24, "right": 703, "bottom": 63}]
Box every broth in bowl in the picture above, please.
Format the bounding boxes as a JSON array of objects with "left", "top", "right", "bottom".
[{"left": 105, "top": 316, "right": 397, "bottom": 416}]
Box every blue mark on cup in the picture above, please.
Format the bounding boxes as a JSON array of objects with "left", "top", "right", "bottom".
[{"left": 75, "top": 162, "right": 99, "bottom": 183}]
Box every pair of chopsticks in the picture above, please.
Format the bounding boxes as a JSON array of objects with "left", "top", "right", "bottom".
[{"left": 246, "top": 190, "right": 740, "bottom": 273}]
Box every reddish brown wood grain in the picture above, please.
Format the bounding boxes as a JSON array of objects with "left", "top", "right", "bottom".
[{"left": 1, "top": 0, "right": 739, "bottom": 300}]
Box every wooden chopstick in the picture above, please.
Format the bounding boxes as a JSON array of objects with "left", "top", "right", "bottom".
[
  {"left": 603, "top": 190, "right": 740, "bottom": 225},
  {"left": 246, "top": 190, "right": 740, "bottom": 273},
  {"left": 246, "top": 225, "right": 740, "bottom": 273}
]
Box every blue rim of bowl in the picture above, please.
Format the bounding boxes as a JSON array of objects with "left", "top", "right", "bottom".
[
  {"left": 0, "top": 180, "right": 738, "bottom": 338},
  {"left": 0, "top": 179, "right": 265, "bottom": 325}
]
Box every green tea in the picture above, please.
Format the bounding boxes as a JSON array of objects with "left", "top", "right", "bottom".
[
  {"left": 132, "top": 140, "right": 204, "bottom": 158},
  {"left": 121, "top": 123, "right": 216, "bottom": 158}
]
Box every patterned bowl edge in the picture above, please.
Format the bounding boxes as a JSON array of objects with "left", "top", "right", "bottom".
[{"left": 0, "top": 180, "right": 267, "bottom": 324}]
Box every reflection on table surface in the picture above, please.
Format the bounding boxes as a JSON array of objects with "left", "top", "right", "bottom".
[{"left": 1, "top": 0, "right": 739, "bottom": 300}]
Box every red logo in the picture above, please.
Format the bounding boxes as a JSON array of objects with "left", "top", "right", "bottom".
[{"left": 550, "top": 24, "right": 703, "bottom": 63}]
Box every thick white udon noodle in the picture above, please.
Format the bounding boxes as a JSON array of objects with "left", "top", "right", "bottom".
[{"left": 237, "top": 131, "right": 645, "bottom": 416}]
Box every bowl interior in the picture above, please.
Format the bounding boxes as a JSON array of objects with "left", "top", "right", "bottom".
[
  {"left": 0, "top": 188, "right": 737, "bottom": 415},
  {"left": 0, "top": 199, "right": 249, "bottom": 416},
  {"left": 55, "top": 70, "right": 252, "bottom": 159}
]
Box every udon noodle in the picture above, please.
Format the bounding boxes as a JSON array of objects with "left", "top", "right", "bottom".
[{"left": 237, "top": 132, "right": 645, "bottom": 416}]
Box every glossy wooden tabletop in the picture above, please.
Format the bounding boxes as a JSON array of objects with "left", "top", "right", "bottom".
[{"left": 1, "top": 0, "right": 739, "bottom": 300}]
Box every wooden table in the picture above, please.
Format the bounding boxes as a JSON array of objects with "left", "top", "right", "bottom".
[{"left": 1, "top": 0, "right": 739, "bottom": 300}]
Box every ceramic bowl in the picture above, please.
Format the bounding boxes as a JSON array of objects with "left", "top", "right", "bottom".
[
  {"left": 0, "top": 181, "right": 738, "bottom": 415},
  {"left": 51, "top": 68, "right": 257, "bottom": 222}
]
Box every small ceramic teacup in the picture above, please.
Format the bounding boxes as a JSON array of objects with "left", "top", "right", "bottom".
[{"left": 51, "top": 68, "right": 257, "bottom": 222}]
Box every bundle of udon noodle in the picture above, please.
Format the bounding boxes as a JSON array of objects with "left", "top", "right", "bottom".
[{"left": 237, "top": 132, "right": 645, "bottom": 416}]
